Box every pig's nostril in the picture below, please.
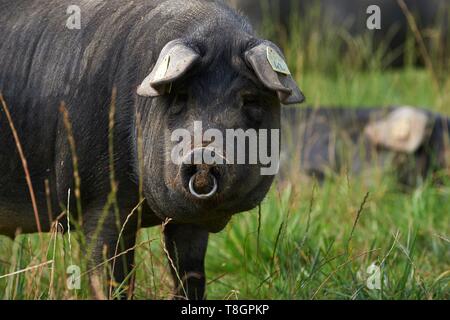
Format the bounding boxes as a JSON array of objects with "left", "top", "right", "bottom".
[{"left": 188, "top": 172, "right": 218, "bottom": 200}]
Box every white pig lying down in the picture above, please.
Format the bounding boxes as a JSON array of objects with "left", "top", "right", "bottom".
[{"left": 280, "top": 106, "right": 449, "bottom": 186}]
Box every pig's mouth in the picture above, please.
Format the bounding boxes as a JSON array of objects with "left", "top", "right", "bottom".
[{"left": 150, "top": 146, "right": 267, "bottom": 231}]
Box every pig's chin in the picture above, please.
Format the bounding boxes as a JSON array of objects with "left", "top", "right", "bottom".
[
  {"left": 147, "top": 189, "right": 233, "bottom": 231},
  {"left": 150, "top": 192, "right": 243, "bottom": 232},
  {"left": 154, "top": 194, "right": 263, "bottom": 233},
  {"left": 153, "top": 205, "right": 232, "bottom": 233},
  {"left": 196, "top": 215, "right": 232, "bottom": 233},
  {"left": 148, "top": 174, "right": 272, "bottom": 232}
]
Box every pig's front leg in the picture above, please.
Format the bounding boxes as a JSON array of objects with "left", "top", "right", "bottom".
[
  {"left": 83, "top": 208, "right": 137, "bottom": 300},
  {"left": 164, "top": 223, "right": 209, "bottom": 300}
]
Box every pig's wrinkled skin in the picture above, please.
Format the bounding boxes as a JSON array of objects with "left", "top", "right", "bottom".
[{"left": 0, "top": 0, "right": 303, "bottom": 299}]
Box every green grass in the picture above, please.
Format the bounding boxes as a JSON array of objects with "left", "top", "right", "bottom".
[
  {"left": 1, "top": 168, "right": 448, "bottom": 299},
  {"left": 205, "top": 176, "right": 449, "bottom": 299},
  {"left": 0, "top": 6, "right": 449, "bottom": 300},
  {"left": 300, "top": 69, "right": 449, "bottom": 112}
]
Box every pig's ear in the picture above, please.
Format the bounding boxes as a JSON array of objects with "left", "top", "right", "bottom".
[
  {"left": 245, "top": 42, "right": 305, "bottom": 105},
  {"left": 137, "top": 40, "right": 200, "bottom": 97},
  {"left": 364, "top": 107, "right": 430, "bottom": 153}
]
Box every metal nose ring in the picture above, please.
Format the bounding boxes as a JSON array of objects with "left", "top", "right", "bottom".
[{"left": 188, "top": 174, "right": 218, "bottom": 200}]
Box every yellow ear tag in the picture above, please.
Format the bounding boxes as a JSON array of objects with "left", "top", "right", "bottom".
[
  {"left": 154, "top": 54, "right": 171, "bottom": 81},
  {"left": 266, "top": 47, "right": 291, "bottom": 75}
]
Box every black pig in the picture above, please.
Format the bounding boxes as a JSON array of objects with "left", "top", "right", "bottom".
[{"left": 0, "top": 0, "right": 304, "bottom": 299}]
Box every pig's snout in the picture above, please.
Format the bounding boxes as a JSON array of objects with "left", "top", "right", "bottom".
[
  {"left": 180, "top": 148, "right": 227, "bottom": 200},
  {"left": 188, "top": 167, "right": 218, "bottom": 199}
]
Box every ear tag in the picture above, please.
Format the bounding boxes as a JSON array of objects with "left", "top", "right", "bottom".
[
  {"left": 154, "top": 54, "right": 171, "bottom": 81},
  {"left": 266, "top": 47, "right": 291, "bottom": 75}
]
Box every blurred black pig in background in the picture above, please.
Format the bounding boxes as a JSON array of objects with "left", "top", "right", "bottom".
[{"left": 280, "top": 106, "right": 449, "bottom": 186}]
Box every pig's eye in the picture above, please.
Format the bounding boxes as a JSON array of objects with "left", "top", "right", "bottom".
[
  {"left": 170, "top": 92, "right": 189, "bottom": 115},
  {"left": 242, "top": 95, "right": 264, "bottom": 125}
]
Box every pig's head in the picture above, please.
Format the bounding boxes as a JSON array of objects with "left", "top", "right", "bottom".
[{"left": 135, "top": 32, "right": 304, "bottom": 232}]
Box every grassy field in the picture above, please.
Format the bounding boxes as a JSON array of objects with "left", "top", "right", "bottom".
[{"left": 0, "top": 7, "right": 449, "bottom": 300}]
